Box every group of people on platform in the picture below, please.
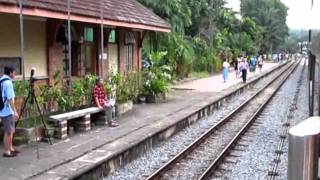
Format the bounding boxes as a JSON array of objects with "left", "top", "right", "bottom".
[
  {"left": 0, "top": 66, "right": 119, "bottom": 158},
  {"left": 222, "top": 55, "right": 265, "bottom": 84}
]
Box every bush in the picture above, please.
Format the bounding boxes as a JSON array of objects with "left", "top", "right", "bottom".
[
  {"left": 14, "top": 80, "right": 29, "bottom": 97},
  {"left": 108, "top": 72, "right": 139, "bottom": 104},
  {"left": 143, "top": 65, "right": 171, "bottom": 96},
  {"left": 162, "top": 33, "right": 195, "bottom": 78}
]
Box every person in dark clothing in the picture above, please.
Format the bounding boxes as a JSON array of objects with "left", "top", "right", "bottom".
[{"left": 240, "top": 59, "right": 249, "bottom": 83}]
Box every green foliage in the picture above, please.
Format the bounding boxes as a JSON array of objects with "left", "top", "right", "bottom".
[
  {"left": 138, "top": 0, "right": 192, "bottom": 33},
  {"left": 240, "top": 0, "right": 289, "bottom": 53},
  {"left": 192, "top": 37, "right": 222, "bottom": 72},
  {"left": 38, "top": 71, "right": 97, "bottom": 112},
  {"left": 115, "top": 75, "right": 131, "bottom": 103},
  {"left": 108, "top": 72, "right": 140, "bottom": 104},
  {"left": 71, "top": 80, "right": 86, "bottom": 107},
  {"left": 143, "top": 67, "right": 171, "bottom": 95},
  {"left": 140, "top": 51, "right": 172, "bottom": 95},
  {"left": 139, "top": 0, "right": 272, "bottom": 77},
  {"left": 14, "top": 80, "right": 29, "bottom": 98},
  {"left": 83, "top": 74, "right": 97, "bottom": 104},
  {"left": 150, "top": 51, "right": 168, "bottom": 66},
  {"left": 162, "top": 33, "right": 195, "bottom": 78}
]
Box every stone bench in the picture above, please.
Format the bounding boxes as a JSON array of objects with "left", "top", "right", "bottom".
[{"left": 49, "top": 107, "right": 109, "bottom": 139}]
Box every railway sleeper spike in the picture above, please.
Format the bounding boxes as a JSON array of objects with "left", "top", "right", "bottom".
[
  {"left": 224, "top": 157, "right": 238, "bottom": 164},
  {"left": 287, "top": 114, "right": 294, "bottom": 119},
  {"left": 273, "top": 158, "right": 281, "bottom": 163},
  {"left": 254, "top": 121, "right": 264, "bottom": 125},
  {"left": 279, "top": 134, "right": 287, "bottom": 139},
  {"left": 282, "top": 122, "right": 290, "bottom": 127},
  {"left": 233, "top": 147, "right": 247, "bottom": 152},
  {"left": 268, "top": 171, "right": 279, "bottom": 177},
  {"left": 213, "top": 170, "right": 224, "bottom": 177},
  {"left": 237, "top": 142, "right": 250, "bottom": 147},
  {"left": 219, "top": 166, "right": 233, "bottom": 173},
  {"left": 229, "top": 152, "right": 242, "bottom": 157},
  {"left": 275, "top": 150, "right": 284, "bottom": 155},
  {"left": 239, "top": 138, "right": 252, "bottom": 143},
  {"left": 246, "top": 131, "right": 257, "bottom": 136}
]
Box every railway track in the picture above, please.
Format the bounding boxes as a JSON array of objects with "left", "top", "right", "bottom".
[
  {"left": 145, "top": 60, "right": 300, "bottom": 180},
  {"left": 266, "top": 59, "right": 306, "bottom": 180}
]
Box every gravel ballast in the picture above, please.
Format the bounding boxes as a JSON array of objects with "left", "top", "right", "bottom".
[
  {"left": 216, "top": 60, "right": 308, "bottom": 180},
  {"left": 103, "top": 64, "right": 292, "bottom": 180}
]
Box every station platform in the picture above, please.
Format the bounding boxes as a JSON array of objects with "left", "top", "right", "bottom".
[{"left": 0, "top": 62, "right": 280, "bottom": 180}]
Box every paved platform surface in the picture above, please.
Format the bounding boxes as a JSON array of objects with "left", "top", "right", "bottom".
[
  {"left": 174, "top": 62, "right": 278, "bottom": 92},
  {"left": 0, "top": 62, "right": 279, "bottom": 180}
]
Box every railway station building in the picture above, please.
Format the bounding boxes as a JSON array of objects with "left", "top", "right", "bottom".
[{"left": 0, "top": 0, "right": 171, "bottom": 83}]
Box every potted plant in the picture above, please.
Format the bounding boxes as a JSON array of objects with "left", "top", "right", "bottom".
[
  {"left": 143, "top": 66, "right": 171, "bottom": 103},
  {"left": 140, "top": 51, "right": 171, "bottom": 103}
]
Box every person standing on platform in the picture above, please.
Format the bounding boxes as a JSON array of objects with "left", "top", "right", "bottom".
[
  {"left": 258, "top": 55, "right": 263, "bottom": 72},
  {"left": 237, "top": 57, "right": 242, "bottom": 78},
  {"left": 233, "top": 58, "right": 238, "bottom": 77},
  {"left": 222, "top": 59, "right": 230, "bottom": 83},
  {"left": 241, "top": 59, "right": 249, "bottom": 83},
  {"left": 0, "top": 66, "right": 19, "bottom": 158}
]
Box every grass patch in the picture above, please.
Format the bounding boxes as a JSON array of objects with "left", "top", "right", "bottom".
[{"left": 189, "top": 71, "right": 210, "bottom": 79}]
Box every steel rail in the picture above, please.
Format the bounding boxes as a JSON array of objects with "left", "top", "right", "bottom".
[
  {"left": 198, "top": 60, "right": 301, "bottom": 180},
  {"left": 145, "top": 61, "right": 299, "bottom": 180},
  {"left": 266, "top": 60, "right": 306, "bottom": 180}
]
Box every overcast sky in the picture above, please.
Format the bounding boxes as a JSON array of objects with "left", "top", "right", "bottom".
[{"left": 226, "top": 0, "right": 320, "bottom": 30}]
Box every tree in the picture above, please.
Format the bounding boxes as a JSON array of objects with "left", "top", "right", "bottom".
[
  {"left": 240, "top": 0, "right": 289, "bottom": 53},
  {"left": 138, "top": 0, "right": 192, "bottom": 33},
  {"left": 138, "top": 0, "right": 275, "bottom": 78}
]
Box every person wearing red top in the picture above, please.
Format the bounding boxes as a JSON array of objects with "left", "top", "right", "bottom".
[{"left": 93, "top": 77, "right": 118, "bottom": 127}]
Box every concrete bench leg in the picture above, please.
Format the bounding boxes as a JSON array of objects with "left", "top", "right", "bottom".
[
  {"left": 76, "top": 114, "right": 91, "bottom": 132},
  {"left": 54, "top": 120, "right": 67, "bottom": 139},
  {"left": 95, "top": 107, "right": 113, "bottom": 126}
]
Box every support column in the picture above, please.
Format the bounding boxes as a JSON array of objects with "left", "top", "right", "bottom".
[
  {"left": 54, "top": 120, "right": 67, "bottom": 139},
  {"left": 75, "top": 114, "right": 91, "bottom": 132}
]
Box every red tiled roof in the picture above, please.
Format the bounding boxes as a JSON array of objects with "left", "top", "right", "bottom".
[{"left": 0, "top": 0, "right": 171, "bottom": 32}]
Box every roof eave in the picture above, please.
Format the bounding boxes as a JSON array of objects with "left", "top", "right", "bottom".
[{"left": 0, "top": 5, "right": 171, "bottom": 33}]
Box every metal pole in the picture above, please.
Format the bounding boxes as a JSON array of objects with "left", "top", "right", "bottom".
[
  {"left": 19, "top": 0, "right": 25, "bottom": 80},
  {"left": 67, "top": 0, "right": 72, "bottom": 86},
  {"left": 318, "top": 62, "right": 320, "bottom": 116},
  {"left": 308, "top": 30, "right": 315, "bottom": 116},
  {"left": 100, "top": 0, "right": 104, "bottom": 77}
]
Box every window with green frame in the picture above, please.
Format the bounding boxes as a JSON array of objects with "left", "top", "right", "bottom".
[
  {"left": 84, "top": 27, "right": 94, "bottom": 42},
  {"left": 108, "top": 30, "right": 117, "bottom": 43}
]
